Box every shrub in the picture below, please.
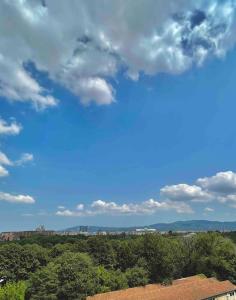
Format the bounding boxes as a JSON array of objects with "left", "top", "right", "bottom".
[{"left": 0, "top": 281, "right": 27, "bottom": 300}]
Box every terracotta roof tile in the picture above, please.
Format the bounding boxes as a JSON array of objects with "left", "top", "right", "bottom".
[{"left": 87, "top": 276, "right": 236, "bottom": 300}]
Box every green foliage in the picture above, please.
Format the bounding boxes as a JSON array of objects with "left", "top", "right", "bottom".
[
  {"left": 188, "top": 232, "right": 236, "bottom": 281},
  {"left": 87, "top": 237, "right": 116, "bottom": 268},
  {"left": 2, "top": 232, "right": 236, "bottom": 299},
  {"left": 125, "top": 267, "right": 149, "bottom": 287},
  {"left": 0, "top": 281, "right": 26, "bottom": 300},
  {"left": 0, "top": 243, "right": 49, "bottom": 281},
  {"left": 27, "top": 252, "right": 99, "bottom": 300},
  {"left": 96, "top": 266, "right": 128, "bottom": 292},
  {"left": 17, "top": 234, "right": 87, "bottom": 247},
  {"left": 135, "top": 234, "right": 184, "bottom": 282},
  {"left": 105, "top": 269, "right": 128, "bottom": 291},
  {"left": 113, "top": 240, "right": 137, "bottom": 271},
  {"left": 25, "top": 263, "right": 59, "bottom": 300}
]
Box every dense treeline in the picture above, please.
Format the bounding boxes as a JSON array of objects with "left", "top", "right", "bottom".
[{"left": 0, "top": 232, "right": 236, "bottom": 299}]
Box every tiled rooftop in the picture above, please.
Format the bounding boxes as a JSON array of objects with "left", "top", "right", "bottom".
[{"left": 87, "top": 275, "right": 236, "bottom": 300}]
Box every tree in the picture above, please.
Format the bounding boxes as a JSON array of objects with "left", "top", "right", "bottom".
[
  {"left": 96, "top": 266, "right": 128, "bottom": 292},
  {"left": 190, "top": 232, "right": 236, "bottom": 281},
  {"left": 0, "top": 281, "right": 27, "bottom": 300},
  {"left": 125, "top": 267, "right": 149, "bottom": 287},
  {"left": 87, "top": 237, "right": 116, "bottom": 268},
  {"left": 27, "top": 252, "right": 99, "bottom": 300},
  {"left": 136, "top": 234, "right": 182, "bottom": 282},
  {"left": 113, "top": 240, "right": 137, "bottom": 271},
  {"left": 26, "top": 263, "right": 59, "bottom": 300},
  {"left": 0, "top": 243, "right": 49, "bottom": 281}
]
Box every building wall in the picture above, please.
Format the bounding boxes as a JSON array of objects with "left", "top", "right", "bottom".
[
  {"left": 0, "top": 230, "right": 55, "bottom": 241},
  {"left": 214, "top": 292, "right": 236, "bottom": 299}
]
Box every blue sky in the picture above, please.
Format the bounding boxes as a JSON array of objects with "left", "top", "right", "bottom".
[{"left": 1, "top": 0, "right": 236, "bottom": 230}]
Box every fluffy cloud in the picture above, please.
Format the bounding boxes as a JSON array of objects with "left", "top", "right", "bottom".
[
  {"left": 0, "top": 54, "right": 58, "bottom": 110},
  {"left": 55, "top": 170, "right": 236, "bottom": 218},
  {"left": 161, "top": 171, "right": 236, "bottom": 208},
  {"left": 0, "top": 117, "right": 34, "bottom": 177},
  {"left": 0, "top": 0, "right": 235, "bottom": 108},
  {"left": 76, "top": 204, "right": 84, "bottom": 211},
  {"left": 0, "top": 151, "right": 34, "bottom": 177},
  {"left": 0, "top": 118, "right": 22, "bottom": 135},
  {"left": 0, "top": 151, "right": 12, "bottom": 166},
  {"left": 56, "top": 209, "right": 82, "bottom": 217},
  {"left": 0, "top": 165, "right": 8, "bottom": 177},
  {"left": 0, "top": 192, "right": 35, "bottom": 204},
  {"left": 197, "top": 171, "right": 236, "bottom": 194},
  {"left": 56, "top": 198, "right": 193, "bottom": 217},
  {"left": 161, "top": 183, "right": 211, "bottom": 202},
  {"left": 0, "top": 151, "right": 12, "bottom": 177}
]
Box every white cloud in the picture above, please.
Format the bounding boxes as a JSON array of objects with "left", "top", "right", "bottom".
[
  {"left": 0, "top": 191, "right": 35, "bottom": 204},
  {"left": 15, "top": 153, "right": 34, "bottom": 166},
  {"left": 0, "top": 151, "right": 12, "bottom": 177},
  {"left": 197, "top": 171, "right": 236, "bottom": 194},
  {"left": 204, "top": 207, "right": 214, "bottom": 212},
  {"left": 0, "top": 151, "right": 12, "bottom": 166},
  {"left": 161, "top": 171, "right": 236, "bottom": 209},
  {"left": 0, "top": 55, "right": 58, "bottom": 110},
  {"left": 58, "top": 205, "right": 65, "bottom": 210},
  {"left": 0, "top": 118, "right": 22, "bottom": 136},
  {"left": 56, "top": 198, "right": 193, "bottom": 217},
  {"left": 76, "top": 204, "right": 84, "bottom": 211},
  {"left": 0, "top": 1, "right": 235, "bottom": 108},
  {"left": 0, "top": 117, "right": 34, "bottom": 178},
  {"left": 0, "top": 151, "right": 34, "bottom": 177},
  {"left": 56, "top": 209, "right": 82, "bottom": 217},
  {"left": 160, "top": 183, "right": 211, "bottom": 202},
  {"left": 0, "top": 165, "right": 8, "bottom": 177},
  {"left": 56, "top": 170, "right": 236, "bottom": 218},
  {"left": 21, "top": 213, "right": 34, "bottom": 217}
]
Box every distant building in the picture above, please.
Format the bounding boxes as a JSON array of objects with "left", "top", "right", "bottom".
[
  {"left": 96, "top": 231, "right": 107, "bottom": 236},
  {"left": 58, "top": 231, "right": 80, "bottom": 236},
  {"left": 79, "top": 226, "right": 89, "bottom": 233},
  {"left": 35, "top": 225, "right": 46, "bottom": 232},
  {"left": 133, "top": 228, "right": 157, "bottom": 235},
  {"left": 0, "top": 226, "right": 55, "bottom": 241},
  {"left": 87, "top": 275, "right": 236, "bottom": 300}
]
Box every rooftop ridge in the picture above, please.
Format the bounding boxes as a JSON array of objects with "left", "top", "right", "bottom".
[{"left": 87, "top": 276, "right": 236, "bottom": 300}]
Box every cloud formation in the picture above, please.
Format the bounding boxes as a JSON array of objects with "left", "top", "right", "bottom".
[
  {"left": 15, "top": 153, "right": 34, "bottom": 166},
  {"left": 160, "top": 183, "right": 211, "bottom": 202},
  {"left": 55, "top": 170, "right": 236, "bottom": 217},
  {"left": 0, "top": 165, "right": 8, "bottom": 177},
  {"left": 0, "top": 192, "right": 35, "bottom": 204},
  {"left": 0, "top": 0, "right": 235, "bottom": 108},
  {"left": 0, "top": 150, "right": 34, "bottom": 177},
  {"left": 197, "top": 171, "right": 236, "bottom": 194},
  {"left": 160, "top": 171, "right": 236, "bottom": 209},
  {"left": 0, "top": 117, "right": 34, "bottom": 177},
  {"left": 0, "top": 118, "right": 22, "bottom": 136},
  {"left": 204, "top": 207, "right": 214, "bottom": 212},
  {"left": 56, "top": 198, "right": 193, "bottom": 217},
  {"left": 0, "top": 118, "right": 35, "bottom": 204},
  {"left": 0, "top": 151, "right": 12, "bottom": 177}
]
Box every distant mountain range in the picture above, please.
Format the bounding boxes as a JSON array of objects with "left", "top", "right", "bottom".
[{"left": 64, "top": 220, "right": 236, "bottom": 232}]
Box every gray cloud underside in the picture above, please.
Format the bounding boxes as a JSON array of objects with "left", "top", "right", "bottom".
[{"left": 0, "top": 0, "right": 235, "bottom": 108}]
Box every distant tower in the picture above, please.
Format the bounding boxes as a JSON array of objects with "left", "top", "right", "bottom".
[{"left": 35, "top": 225, "right": 46, "bottom": 232}]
